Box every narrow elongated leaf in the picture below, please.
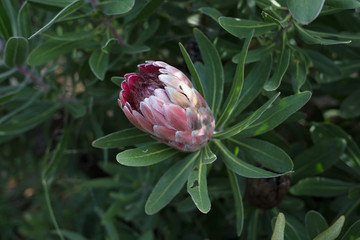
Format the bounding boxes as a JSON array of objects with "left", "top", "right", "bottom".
[
  {"left": 306, "top": 50, "right": 341, "bottom": 79},
  {"left": 227, "top": 169, "right": 244, "bottom": 236},
  {"left": 65, "top": 102, "right": 86, "bottom": 119},
  {"left": 264, "top": 48, "right": 291, "bottom": 91},
  {"left": 179, "top": 42, "right": 204, "bottom": 97},
  {"left": 293, "top": 138, "right": 346, "bottom": 181},
  {"left": 17, "top": 1, "right": 31, "bottom": 38},
  {"left": 28, "top": 0, "right": 75, "bottom": 7},
  {"left": 214, "top": 93, "right": 279, "bottom": 139},
  {"left": 110, "top": 76, "right": 124, "bottom": 87},
  {"left": 145, "top": 151, "right": 199, "bottom": 214},
  {"left": 201, "top": 145, "right": 217, "bottom": 164},
  {"left": 217, "top": 30, "right": 254, "bottom": 128},
  {"left": 290, "top": 177, "right": 357, "bottom": 197},
  {"left": 187, "top": 155, "right": 211, "bottom": 213},
  {"left": 28, "top": 0, "right": 84, "bottom": 39},
  {"left": 0, "top": 2, "right": 12, "bottom": 40},
  {"left": 305, "top": 210, "right": 328, "bottom": 239},
  {"left": 0, "top": 103, "right": 61, "bottom": 136},
  {"left": 238, "top": 91, "right": 311, "bottom": 137},
  {"left": 99, "top": 0, "right": 135, "bottom": 15},
  {"left": 199, "top": 7, "right": 223, "bottom": 22},
  {"left": 294, "top": 22, "right": 351, "bottom": 45},
  {"left": 287, "top": 0, "right": 325, "bottom": 24},
  {"left": 89, "top": 48, "right": 109, "bottom": 80},
  {"left": 219, "top": 17, "right": 278, "bottom": 39},
  {"left": 341, "top": 219, "right": 360, "bottom": 240},
  {"left": 2, "top": 0, "right": 18, "bottom": 36},
  {"left": 314, "top": 216, "right": 345, "bottom": 240},
  {"left": 340, "top": 88, "right": 360, "bottom": 118},
  {"left": 128, "top": 0, "right": 164, "bottom": 23},
  {"left": 232, "top": 44, "right": 274, "bottom": 64},
  {"left": 0, "top": 68, "right": 16, "bottom": 82},
  {"left": 116, "top": 143, "right": 178, "bottom": 167},
  {"left": 310, "top": 122, "right": 360, "bottom": 168},
  {"left": 325, "top": 0, "right": 360, "bottom": 9},
  {"left": 4, "top": 37, "right": 29, "bottom": 67},
  {"left": 51, "top": 230, "right": 88, "bottom": 240},
  {"left": 215, "top": 140, "right": 290, "bottom": 178},
  {"left": 271, "top": 213, "right": 285, "bottom": 240},
  {"left": 27, "top": 39, "right": 82, "bottom": 65},
  {"left": 229, "top": 138, "right": 293, "bottom": 173},
  {"left": 232, "top": 54, "right": 273, "bottom": 118},
  {"left": 194, "top": 28, "right": 224, "bottom": 116},
  {"left": 92, "top": 128, "right": 153, "bottom": 148}
]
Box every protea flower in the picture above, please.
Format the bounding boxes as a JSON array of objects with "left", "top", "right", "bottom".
[{"left": 118, "top": 61, "right": 215, "bottom": 152}]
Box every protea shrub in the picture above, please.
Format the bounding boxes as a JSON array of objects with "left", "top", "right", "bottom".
[{"left": 118, "top": 61, "right": 215, "bottom": 152}]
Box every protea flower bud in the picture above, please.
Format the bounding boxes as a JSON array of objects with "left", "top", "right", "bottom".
[{"left": 118, "top": 61, "right": 215, "bottom": 152}]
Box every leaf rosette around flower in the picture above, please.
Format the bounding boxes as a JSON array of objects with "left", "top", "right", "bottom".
[{"left": 118, "top": 61, "right": 215, "bottom": 152}]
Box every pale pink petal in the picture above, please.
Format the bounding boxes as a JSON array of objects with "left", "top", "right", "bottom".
[
  {"left": 149, "top": 96, "right": 165, "bottom": 114},
  {"left": 123, "top": 104, "right": 142, "bottom": 130},
  {"left": 154, "top": 88, "right": 171, "bottom": 103},
  {"left": 119, "top": 92, "right": 126, "bottom": 106},
  {"left": 175, "top": 131, "right": 193, "bottom": 145},
  {"left": 133, "top": 110, "right": 154, "bottom": 134},
  {"left": 163, "top": 104, "right": 188, "bottom": 131},
  {"left": 153, "top": 125, "right": 176, "bottom": 142},
  {"left": 192, "top": 127, "right": 207, "bottom": 144},
  {"left": 165, "top": 86, "right": 190, "bottom": 108},
  {"left": 140, "top": 101, "right": 157, "bottom": 125},
  {"left": 158, "top": 74, "right": 181, "bottom": 89},
  {"left": 186, "top": 108, "right": 201, "bottom": 130}
]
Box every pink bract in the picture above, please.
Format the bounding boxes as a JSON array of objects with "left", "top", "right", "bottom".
[{"left": 118, "top": 61, "right": 215, "bottom": 152}]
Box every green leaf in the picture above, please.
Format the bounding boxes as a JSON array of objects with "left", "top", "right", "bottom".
[
  {"left": 4, "top": 37, "right": 29, "bottom": 67},
  {"left": 341, "top": 219, "right": 360, "bottom": 240},
  {"left": 28, "top": 0, "right": 76, "bottom": 7},
  {"left": 2, "top": 0, "right": 18, "bottom": 36},
  {"left": 89, "top": 48, "right": 109, "bottom": 80},
  {"left": 122, "top": 44, "right": 150, "bottom": 54},
  {"left": 232, "top": 44, "right": 275, "bottom": 64},
  {"left": 0, "top": 2, "right": 12, "bottom": 40},
  {"left": 238, "top": 91, "right": 311, "bottom": 137},
  {"left": 0, "top": 103, "right": 61, "bottom": 136},
  {"left": 145, "top": 151, "right": 199, "bottom": 214},
  {"left": 187, "top": 155, "right": 211, "bottom": 213},
  {"left": 43, "top": 128, "right": 70, "bottom": 181},
  {"left": 95, "top": 208, "right": 120, "bottom": 240},
  {"left": 215, "top": 140, "right": 290, "bottom": 178},
  {"left": 340, "top": 89, "right": 360, "bottom": 119},
  {"left": 27, "top": 39, "right": 83, "bottom": 66},
  {"left": 111, "top": 76, "right": 124, "bottom": 87},
  {"left": 264, "top": 48, "right": 291, "bottom": 91},
  {"left": 305, "top": 50, "right": 341, "bottom": 80},
  {"left": 232, "top": 54, "right": 273, "bottom": 117},
  {"left": 116, "top": 143, "right": 178, "bottom": 167},
  {"left": 178, "top": 42, "right": 204, "bottom": 97},
  {"left": 262, "top": 11, "right": 287, "bottom": 28},
  {"left": 229, "top": 138, "right": 293, "bottom": 174},
  {"left": 128, "top": 0, "right": 164, "bottom": 23},
  {"left": 51, "top": 229, "right": 88, "bottom": 240},
  {"left": 102, "top": 38, "right": 118, "bottom": 54},
  {"left": 214, "top": 93, "right": 279, "bottom": 139},
  {"left": 294, "top": 22, "right": 351, "bottom": 45},
  {"left": 17, "top": 1, "right": 31, "bottom": 38},
  {"left": 198, "top": 7, "right": 223, "bottom": 22},
  {"left": 219, "top": 17, "right": 278, "bottom": 39},
  {"left": 305, "top": 210, "right": 328, "bottom": 239},
  {"left": 99, "top": 0, "right": 135, "bottom": 15},
  {"left": 0, "top": 68, "right": 16, "bottom": 83},
  {"left": 291, "top": 51, "right": 308, "bottom": 92},
  {"left": 217, "top": 30, "right": 254, "bottom": 128},
  {"left": 227, "top": 169, "right": 244, "bottom": 236},
  {"left": 194, "top": 28, "right": 224, "bottom": 116},
  {"left": 271, "top": 213, "right": 286, "bottom": 240},
  {"left": 290, "top": 177, "right": 358, "bottom": 197},
  {"left": 92, "top": 128, "right": 153, "bottom": 149},
  {"left": 310, "top": 122, "right": 360, "bottom": 169},
  {"left": 325, "top": 0, "right": 360, "bottom": 9},
  {"left": 314, "top": 216, "right": 345, "bottom": 240},
  {"left": 293, "top": 138, "right": 346, "bottom": 181},
  {"left": 28, "top": 0, "right": 84, "bottom": 40},
  {"left": 65, "top": 102, "right": 86, "bottom": 119},
  {"left": 201, "top": 145, "right": 217, "bottom": 164},
  {"left": 287, "top": 0, "right": 325, "bottom": 24}
]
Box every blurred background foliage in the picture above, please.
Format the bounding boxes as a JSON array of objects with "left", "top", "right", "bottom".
[{"left": 1, "top": 0, "right": 360, "bottom": 239}]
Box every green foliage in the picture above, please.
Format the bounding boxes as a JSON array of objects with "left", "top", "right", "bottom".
[{"left": 1, "top": 0, "right": 360, "bottom": 239}]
